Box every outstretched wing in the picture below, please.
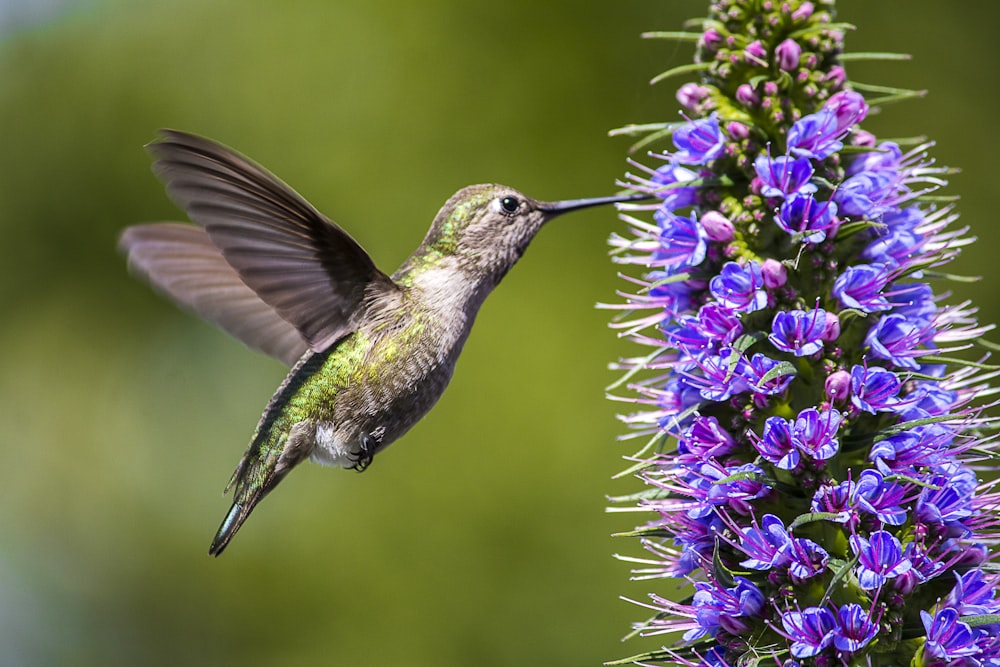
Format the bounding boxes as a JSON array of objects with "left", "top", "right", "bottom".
[
  {"left": 120, "top": 222, "right": 309, "bottom": 365},
  {"left": 146, "top": 129, "right": 398, "bottom": 353}
]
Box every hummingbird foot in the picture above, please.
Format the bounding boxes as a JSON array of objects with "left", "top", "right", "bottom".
[{"left": 350, "top": 433, "right": 375, "bottom": 472}]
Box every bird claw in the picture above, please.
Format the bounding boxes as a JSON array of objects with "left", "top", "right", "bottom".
[{"left": 352, "top": 434, "right": 374, "bottom": 472}]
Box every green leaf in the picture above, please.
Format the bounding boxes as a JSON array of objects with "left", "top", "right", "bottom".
[
  {"left": 713, "top": 469, "right": 773, "bottom": 487},
  {"left": 650, "top": 61, "right": 711, "bottom": 86},
  {"left": 607, "top": 487, "right": 672, "bottom": 504},
  {"left": 838, "top": 52, "right": 912, "bottom": 62},
  {"left": 640, "top": 31, "right": 702, "bottom": 42},
  {"left": 605, "top": 649, "right": 676, "bottom": 666},
  {"left": 871, "top": 414, "right": 964, "bottom": 441},
  {"left": 920, "top": 270, "right": 981, "bottom": 283},
  {"left": 821, "top": 554, "right": 859, "bottom": 606},
  {"left": 712, "top": 536, "right": 736, "bottom": 588},
  {"left": 788, "top": 21, "right": 855, "bottom": 40},
  {"left": 606, "top": 346, "right": 672, "bottom": 391},
  {"left": 612, "top": 431, "right": 670, "bottom": 479},
  {"left": 962, "top": 614, "right": 1000, "bottom": 628},
  {"left": 759, "top": 361, "right": 796, "bottom": 386},
  {"left": 919, "top": 355, "right": 1000, "bottom": 370},
  {"left": 850, "top": 81, "right": 927, "bottom": 105},
  {"left": 611, "top": 526, "right": 674, "bottom": 539},
  {"left": 731, "top": 330, "right": 767, "bottom": 354},
  {"left": 608, "top": 121, "right": 683, "bottom": 137},
  {"left": 788, "top": 511, "right": 844, "bottom": 531},
  {"left": 974, "top": 337, "right": 1000, "bottom": 352}
]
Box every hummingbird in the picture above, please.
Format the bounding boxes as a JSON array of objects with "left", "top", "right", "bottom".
[{"left": 120, "top": 129, "right": 645, "bottom": 556}]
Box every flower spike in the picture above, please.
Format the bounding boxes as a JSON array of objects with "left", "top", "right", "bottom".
[{"left": 608, "top": 1, "right": 1000, "bottom": 665}]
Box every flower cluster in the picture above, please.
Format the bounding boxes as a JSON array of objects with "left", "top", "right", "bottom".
[{"left": 607, "top": 2, "right": 1000, "bottom": 666}]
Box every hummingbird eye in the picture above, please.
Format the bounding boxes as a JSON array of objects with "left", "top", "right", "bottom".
[{"left": 499, "top": 196, "right": 521, "bottom": 215}]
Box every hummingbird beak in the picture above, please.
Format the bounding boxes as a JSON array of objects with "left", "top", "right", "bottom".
[{"left": 537, "top": 191, "right": 652, "bottom": 217}]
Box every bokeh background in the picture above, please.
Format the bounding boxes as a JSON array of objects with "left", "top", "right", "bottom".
[{"left": 1, "top": 1, "right": 997, "bottom": 665}]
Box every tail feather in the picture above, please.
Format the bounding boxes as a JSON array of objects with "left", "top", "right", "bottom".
[
  {"left": 208, "top": 422, "right": 315, "bottom": 556},
  {"left": 209, "top": 501, "right": 253, "bottom": 556}
]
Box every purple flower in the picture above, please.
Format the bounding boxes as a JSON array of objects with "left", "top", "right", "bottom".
[
  {"left": 785, "top": 536, "right": 829, "bottom": 581},
  {"left": 865, "top": 313, "right": 929, "bottom": 370},
  {"left": 739, "top": 514, "right": 790, "bottom": 570},
  {"left": 811, "top": 480, "right": 854, "bottom": 526},
  {"left": 698, "top": 461, "right": 771, "bottom": 510},
  {"left": 833, "top": 264, "right": 892, "bottom": 312},
  {"left": 649, "top": 164, "right": 699, "bottom": 211},
  {"left": 653, "top": 209, "right": 708, "bottom": 267},
  {"left": 887, "top": 282, "right": 936, "bottom": 326},
  {"left": 914, "top": 471, "right": 974, "bottom": 536},
  {"left": 833, "top": 171, "right": 892, "bottom": 218},
  {"left": 946, "top": 570, "right": 1000, "bottom": 616},
  {"left": 743, "top": 353, "right": 794, "bottom": 396},
  {"left": 709, "top": 261, "right": 767, "bottom": 313},
  {"left": 852, "top": 469, "right": 908, "bottom": 526},
  {"left": 781, "top": 607, "right": 836, "bottom": 658},
  {"left": 753, "top": 154, "right": 816, "bottom": 198},
  {"left": 832, "top": 603, "right": 878, "bottom": 652},
  {"left": 922, "top": 608, "right": 983, "bottom": 663},
  {"left": 862, "top": 227, "right": 922, "bottom": 269},
  {"left": 769, "top": 308, "right": 828, "bottom": 356},
  {"left": 850, "top": 364, "right": 901, "bottom": 413},
  {"left": 680, "top": 347, "right": 750, "bottom": 401},
  {"left": 607, "top": 5, "right": 1000, "bottom": 665},
  {"left": 850, "top": 530, "right": 911, "bottom": 590},
  {"left": 696, "top": 303, "right": 743, "bottom": 346},
  {"left": 869, "top": 429, "right": 947, "bottom": 476},
  {"left": 792, "top": 407, "right": 841, "bottom": 461},
  {"left": 687, "top": 576, "right": 765, "bottom": 641},
  {"left": 671, "top": 114, "right": 725, "bottom": 165},
  {"left": 680, "top": 416, "right": 738, "bottom": 459},
  {"left": 775, "top": 192, "right": 837, "bottom": 243},
  {"left": 755, "top": 415, "right": 798, "bottom": 469},
  {"left": 787, "top": 109, "right": 843, "bottom": 160}
]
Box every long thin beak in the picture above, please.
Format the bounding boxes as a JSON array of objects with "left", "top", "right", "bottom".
[{"left": 537, "top": 191, "right": 652, "bottom": 215}]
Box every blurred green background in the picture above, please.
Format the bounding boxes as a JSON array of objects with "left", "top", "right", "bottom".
[{"left": 1, "top": 1, "right": 997, "bottom": 665}]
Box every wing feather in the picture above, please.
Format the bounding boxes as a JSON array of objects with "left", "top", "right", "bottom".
[
  {"left": 120, "top": 223, "right": 309, "bottom": 365},
  {"left": 146, "top": 129, "right": 398, "bottom": 352}
]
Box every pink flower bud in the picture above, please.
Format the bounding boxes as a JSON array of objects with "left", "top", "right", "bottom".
[
  {"left": 744, "top": 40, "right": 767, "bottom": 62},
  {"left": 761, "top": 258, "right": 786, "bottom": 288},
  {"left": 775, "top": 38, "right": 801, "bottom": 71},
  {"left": 852, "top": 130, "right": 877, "bottom": 148},
  {"left": 825, "top": 370, "right": 851, "bottom": 403},
  {"left": 701, "top": 29, "right": 723, "bottom": 49},
  {"left": 822, "top": 311, "right": 841, "bottom": 341},
  {"left": 825, "top": 65, "right": 846, "bottom": 88},
  {"left": 763, "top": 81, "right": 778, "bottom": 96},
  {"left": 700, "top": 211, "right": 735, "bottom": 242},
  {"left": 825, "top": 90, "right": 869, "bottom": 131},
  {"left": 736, "top": 84, "right": 758, "bottom": 107},
  {"left": 726, "top": 121, "right": 749, "bottom": 140},
  {"left": 791, "top": 2, "right": 814, "bottom": 20},
  {"left": 677, "top": 83, "right": 708, "bottom": 110}
]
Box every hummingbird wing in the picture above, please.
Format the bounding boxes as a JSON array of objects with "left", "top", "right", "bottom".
[
  {"left": 120, "top": 222, "right": 309, "bottom": 365},
  {"left": 146, "top": 129, "right": 398, "bottom": 353}
]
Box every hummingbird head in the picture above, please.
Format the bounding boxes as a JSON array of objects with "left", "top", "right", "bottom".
[{"left": 421, "top": 183, "right": 644, "bottom": 284}]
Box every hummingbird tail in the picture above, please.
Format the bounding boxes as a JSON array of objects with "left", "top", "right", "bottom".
[
  {"left": 208, "top": 424, "right": 315, "bottom": 556},
  {"left": 209, "top": 499, "right": 256, "bottom": 557}
]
